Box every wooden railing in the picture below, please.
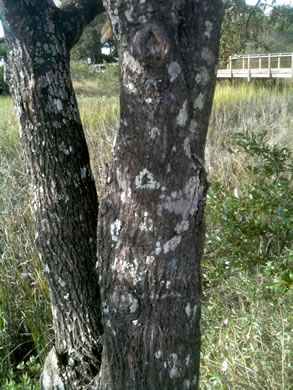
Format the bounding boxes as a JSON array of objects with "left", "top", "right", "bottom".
[{"left": 217, "top": 53, "right": 293, "bottom": 81}]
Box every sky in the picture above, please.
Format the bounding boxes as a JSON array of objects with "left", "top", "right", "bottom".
[{"left": 0, "top": 0, "right": 292, "bottom": 38}]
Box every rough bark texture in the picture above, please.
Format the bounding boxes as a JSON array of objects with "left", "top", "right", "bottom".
[
  {"left": 96, "top": 1, "right": 224, "bottom": 389},
  {"left": 0, "top": 0, "right": 224, "bottom": 389},
  {"left": 0, "top": 0, "right": 104, "bottom": 388}
]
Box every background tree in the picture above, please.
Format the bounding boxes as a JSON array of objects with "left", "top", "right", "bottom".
[
  {"left": 262, "top": 5, "right": 293, "bottom": 52},
  {"left": 0, "top": 37, "right": 6, "bottom": 57},
  {"left": 219, "top": 0, "right": 278, "bottom": 66},
  {"left": 71, "top": 13, "right": 116, "bottom": 63},
  {"left": 219, "top": 0, "right": 247, "bottom": 66},
  {"left": 100, "top": 18, "right": 117, "bottom": 58},
  {"left": 268, "top": 5, "right": 293, "bottom": 31},
  {"left": 0, "top": 0, "right": 224, "bottom": 389},
  {"left": 0, "top": 37, "right": 8, "bottom": 94}
]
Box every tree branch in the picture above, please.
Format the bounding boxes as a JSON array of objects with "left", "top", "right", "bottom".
[
  {"left": 0, "top": 0, "right": 104, "bottom": 50},
  {"left": 58, "top": 0, "right": 105, "bottom": 49},
  {"left": 245, "top": 0, "right": 262, "bottom": 40}
]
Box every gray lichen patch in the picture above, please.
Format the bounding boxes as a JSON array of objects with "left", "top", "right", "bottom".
[
  {"left": 53, "top": 98, "right": 63, "bottom": 112},
  {"left": 195, "top": 67, "right": 210, "bottom": 85},
  {"left": 201, "top": 47, "right": 215, "bottom": 66},
  {"left": 135, "top": 168, "right": 161, "bottom": 190},
  {"left": 40, "top": 348, "right": 65, "bottom": 390},
  {"left": 157, "top": 175, "right": 202, "bottom": 218},
  {"left": 163, "top": 235, "right": 181, "bottom": 254},
  {"left": 110, "top": 219, "right": 122, "bottom": 242},
  {"left": 204, "top": 21, "right": 213, "bottom": 39},
  {"left": 176, "top": 100, "right": 188, "bottom": 128},
  {"left": 150, "top": 127, "right": 161, "bottom": 139},
  {"left": 123, "top": 51, "right": 143, "bottom": 75},
  {"left": 194, "top": 93, "right": 204, "bottom": 111},
  {"left": 168, "top": 62, "right": 181, "bottom": 82},
  {"left": 168, "top": 353, "right": 181, "bottom": 379}
]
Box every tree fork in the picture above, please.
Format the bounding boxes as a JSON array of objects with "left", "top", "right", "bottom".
[{"left": 0, "top": 0, "right": 224, "bottom": 388}]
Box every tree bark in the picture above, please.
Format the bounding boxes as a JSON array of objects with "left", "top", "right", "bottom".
[
  {"left": 96, "top": 1, "right": 223, "bottom": 389},
  {"left": 0, "top": 0, "right": 224, "bottom": 389},
  {"left": 0, "top": 0, "right": 104, "bottom": 388}
]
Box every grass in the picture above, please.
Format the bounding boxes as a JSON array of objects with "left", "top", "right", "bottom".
[
  {"left": 201, "top": 276, "right": 292, "bottom": 390},
  {"left": 207, "top": 80, "right": 293, "bottom": 187},
  {"left": 0, "top": 94, "right": 52, "bottom": 388},
  {"left": 0, "top": 64, "right": 292, "bottom": 388},
  {"left": 202, "top": 80, "right": 293, "bottom": 389},
  {"left": 78, "top": 95, "right": 119, "bottom": 192},
  {"left": 71, "top": 61, "right": 120, "bottom": 97}
]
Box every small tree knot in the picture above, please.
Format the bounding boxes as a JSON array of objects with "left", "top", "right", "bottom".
[{"left": 133, "top": 21, "right": 170, "bottom": 64}]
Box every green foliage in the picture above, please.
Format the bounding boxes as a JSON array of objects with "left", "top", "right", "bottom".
[
  {"left": 202, "top": 94, "right": 292, "bottom": 388},
  {"left": 204, "top": 131, "right": 293, "bottom": 291},
  {"left": 71, "top": 61, "right": 119, "bottom": 97},
  {"left": 220, "top": 0, "right": 248, "bottom": 66},
  {"left": 0, "top": 38, "right": 7, "bottom": 58},
  {"left": 219, "top": 1, "right": 293, "bottom": 66},
  {"left": 71, "top": 13, "right": 116, "bottom": 63},
  {"left": 70, "top": 60, "right": 102, "bottom": 80},
  {"left": 0, "top": 66, "right": 10, "bottom": 95},
  {"left": 265, "top": 30, "right": 293, "bottom": 53},
  {"left": 1, "top": 357, "right": 40, "bottom": 390},
  {"left": 268, "top": 5, "right": 293, "bottom": 32},
  {"left": 0, "top": 38, "right": 8, "bottom": 96}
]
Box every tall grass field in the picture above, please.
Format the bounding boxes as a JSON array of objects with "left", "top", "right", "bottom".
[{"left": 0, "top": 63, "right": 292, "bottom": 389}]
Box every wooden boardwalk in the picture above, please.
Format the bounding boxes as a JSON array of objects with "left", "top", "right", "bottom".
[
  {"left": 217, "top": 53, "right": 293, "bottom": 82},
  {"left": 1, "top": 53, "right": 292, "bottom": 81}
]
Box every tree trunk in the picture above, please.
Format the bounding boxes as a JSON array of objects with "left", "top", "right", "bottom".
[
  {"left": 96, "top": 1, "right": 223, "bottom": 389},
  {"left": 0, "top": 0, "right": 224, "bottom": 389},
  {"left": 0, "top": 0, "right": 104, "bottom": 388}
]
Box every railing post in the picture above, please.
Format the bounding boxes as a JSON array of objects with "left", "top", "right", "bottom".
[
  {"left": 229, "top": 56, "right": 232, "bottom": 78},
  {"left": 218, "top": 52, "right": 292, "bottom": 81},
  {"left": 291, "top": 53, "right": 293, "bottom": 83}
]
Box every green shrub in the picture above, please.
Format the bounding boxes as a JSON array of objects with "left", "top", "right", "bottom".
[
  {"left": 204, "top": 131, "right": 293, "bottom": 291},
  {"left": 1, "top": 356, "right": 39, "bottom": 390}
]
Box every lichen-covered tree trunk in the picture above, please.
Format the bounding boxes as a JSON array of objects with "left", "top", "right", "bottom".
[
  {"left": 96, "top": 1, "right": 223, "bottom": 389},
  {"left": 1, "top": 0, "right": 224, "bottom": 388},
  {"left": 0, "top": 0, "right": 104, "bottom": 388}
]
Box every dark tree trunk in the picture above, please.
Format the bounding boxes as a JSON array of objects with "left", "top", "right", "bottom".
[
  {"left": 96, "top": 1, "right": 223, "bottom": 389},
  {"left": 0, "top": 0, "right": 224, "bottom": 389},
  {"left": 0, "top": 0, "right": 104, "bottom": 388}
]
